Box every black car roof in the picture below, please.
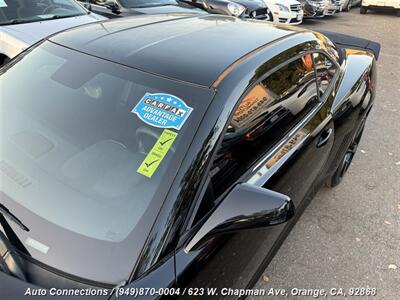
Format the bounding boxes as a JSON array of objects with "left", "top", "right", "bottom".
[{"left": 49, "top": 14, "right": 301, "bottom": 87}]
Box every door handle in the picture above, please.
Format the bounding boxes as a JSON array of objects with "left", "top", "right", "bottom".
[{"left": 316, "top": 128, "right": 333, "bottom": 148}]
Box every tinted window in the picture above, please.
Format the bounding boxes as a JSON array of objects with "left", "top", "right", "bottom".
[
  {"left": 0, "top": 42, "right": 213, "bottom": 283},
  {"left": 0, "top": 0, "right": 86, "bottom": 25},
  {"left": 313, "top": 53, "right": 337, "bottom": 96},
  {"left": 210, "top": 54, "right": 319, "bottom": 197}
]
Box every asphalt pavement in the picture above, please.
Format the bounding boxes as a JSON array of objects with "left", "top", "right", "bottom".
[{"left": 249, "top": 8, "right": 400, "bottom": 300}]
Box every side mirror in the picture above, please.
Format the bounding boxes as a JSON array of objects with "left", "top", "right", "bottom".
[
  {"left": 104, "top": 0, "right": 120, "bottom": 12},
  {"left": 185, "top": 183, "right": 294, "bottom": 252}
]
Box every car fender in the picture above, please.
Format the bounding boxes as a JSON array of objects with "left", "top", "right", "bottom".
[
  {"left": 331, "top": 50, "right": 375, "bottom": 116},
  {"left": 324, "top": 49, "right": 376, "bottom": 176},
  {"left": 319, "top": 31, "right": 379, "bottom": 117}
]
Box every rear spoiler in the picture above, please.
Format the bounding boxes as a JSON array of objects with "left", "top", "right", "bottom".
[{"left": 320, "top": 31, "right": 381, "bottom": 60}]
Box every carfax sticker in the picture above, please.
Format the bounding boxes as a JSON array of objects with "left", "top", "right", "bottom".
[
  {"left": 137, "top": 129, "right": 178, "bottom": 178},
  {"left": 132, "top": 93, "right": 193, "bottom": 130}
]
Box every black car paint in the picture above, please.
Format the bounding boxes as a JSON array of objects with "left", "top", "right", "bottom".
[
  {"left": 0, "top": 15, "right": 377, "bottom": 299},
  {"left": 184, "top": 183, "right": 294, "bottom": 252},
  {"left": 320, "top": 31, "right": 381, "bottom": 60},
  {"left": 126, "top": 26, "right": 376, "bottom": 298},
  {"left": 48, "top": 15, "right": 294, "bottom": 87}
]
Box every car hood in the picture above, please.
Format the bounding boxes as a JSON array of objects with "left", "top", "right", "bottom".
[
  {"left": 232, "top": 0, "right": 267, "bottom": 10},
  {"left": 128, "top": 4, "right": 205, "bottom": 14},
  {"left": 0, "top": 270, "right": 109, "bottom": 299},
  {"left": 0, "top": 14, "right": 105, "bottom": 46}
]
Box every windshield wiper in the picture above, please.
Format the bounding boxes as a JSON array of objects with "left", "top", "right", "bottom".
[
  {"left": 0, "top": 215, "right": 30, "bottom": 255},
  {"left": 0, "top": 201, "right": 30, "bottom": 279},
  {"left": 0, "top": 203, "right": 29, "bottom": 232},
  {"left": 0, "top": 12, "right": 84, "bottom": 25},
  {"left": 0, "top": 19, "right": 23, "bottom": 25},
  {"left": 46, "top": 13, "right": 84, "bottom": 20},
  {"left": 0, "top": 229, "right": 27, "bottom": 280}
]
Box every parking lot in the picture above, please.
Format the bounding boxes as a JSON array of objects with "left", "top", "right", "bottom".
[
  {"left": 1, "top": 2, "right": 399, "bottom": 298},
  {"left": 251, "top": 8, "right": 400, "bottom": 300}
]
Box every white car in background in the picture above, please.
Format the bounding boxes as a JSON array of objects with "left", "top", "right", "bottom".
[
  {"left": 263, "top": 0, "right": 304, "bottom": 24},
  {"left": 324, "top": 0, "right": 341, "bottom": 14},
  {"left": 360, "top": 0, "right": 400, "bottom": 15},
  {"left": 0, "top": 0, "right": 105, "bottom": 66}
]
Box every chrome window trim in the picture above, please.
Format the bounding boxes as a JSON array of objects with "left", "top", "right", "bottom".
[{"left": 250, "top": 102, "right": 322, "bottom": 177}]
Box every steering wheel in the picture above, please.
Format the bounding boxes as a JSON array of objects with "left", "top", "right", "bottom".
[
  {"left": 38, "top": 0, "right": 50, "bottom": 8},
  {"left": 42, "top": 5, "right": 57, "bottom": 15},
  {"left": 136, "top": 127, "right": 176, "bottom": 154}
]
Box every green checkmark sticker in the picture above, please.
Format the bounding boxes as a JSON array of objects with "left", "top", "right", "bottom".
[{"left": 137, "top": 129, "right": 178, "bottom": 178}]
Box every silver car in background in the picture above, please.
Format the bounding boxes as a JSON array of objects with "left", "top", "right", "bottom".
[
  {"left": 0, "top": 0, "right": 105, "bottom": 66},
  {"left": 340, "top": 0, "right": 361, "bottom": 11},
  {"left": 324, "top": 0, "right": 341, "bottom": 15}
]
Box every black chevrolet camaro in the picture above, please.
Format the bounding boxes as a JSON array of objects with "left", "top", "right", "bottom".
[{"left": 0, "top": 14, "right": 379, "bottom": 299}]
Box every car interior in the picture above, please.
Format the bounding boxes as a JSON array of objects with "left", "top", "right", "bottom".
[
  {"left": 0, "top": 46, "right": 178, "bottom": 243},
  {"left": 0, "top": 0, "right": 83, "bottom": 22}
]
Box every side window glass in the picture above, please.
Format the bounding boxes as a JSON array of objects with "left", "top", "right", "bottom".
[
  {"left": 313, "top": 53, "right": 337, "bottom": 97},
  {"left": 204, "top": 54, "right": 320, "bottom": 202}
]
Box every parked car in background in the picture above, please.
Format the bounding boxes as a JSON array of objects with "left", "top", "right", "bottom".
[
  {"left": 182, "top": 0, "right": 272, "bottom": 21},
  {"left": 0, "top": 14, "right": 380, "bottom": 299},
  {"left": 0, "top": 0, "right": 105, "bottom": 66},
  {"left": 340, "top": 0, "right": 361, "bottom": 11},
  {"left": 300, "top": 0, "right": 327, "bottom": 18},
  {"left": 77, "top": 0, "right": 209, "bottom": 18},
  {"left": 89, "top": 0, "right": 273, "bottom": 21},
  {"left": 360, "top": 0, "right": 400, "bottom": 16},
  {"left": 181, "top": 0, "right": 272, "bottom": 19},
  {"left": 325, "top": 0, "right": 341, "bottom": 15},
  {"left": 177, "top": 0, "right": 248, "bottom": 18},
  {"left": 263, "top": 0, "right": 304, "bottom": 24}
]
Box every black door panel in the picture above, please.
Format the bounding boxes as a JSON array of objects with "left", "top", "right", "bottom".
[
  {"left": 263, "top": 116, "right": 334, "bottom": 208},
  {"left": 176, "top": 52, "right": 335, "bottom": 297},
  {"left": 175, "top": 115, "right": 334, "bottom": 299}
]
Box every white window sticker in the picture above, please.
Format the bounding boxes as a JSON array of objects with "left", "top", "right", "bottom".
[
  {"left": 0, "top": 0, "right": 7, "bottom": 8},
  {"left": 25, "top": 237, "right": 49, "bottom": 254}
]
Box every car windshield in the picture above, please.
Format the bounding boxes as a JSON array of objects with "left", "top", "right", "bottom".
[
  {"left": 0, "top": 41, "right": 213, "bottom": 284},
  {"left": 120, "top": 0, "right": 179, "bottom": 8},
  {"left": 0, "top": 0, "right": 87, "bottom": 25}
]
